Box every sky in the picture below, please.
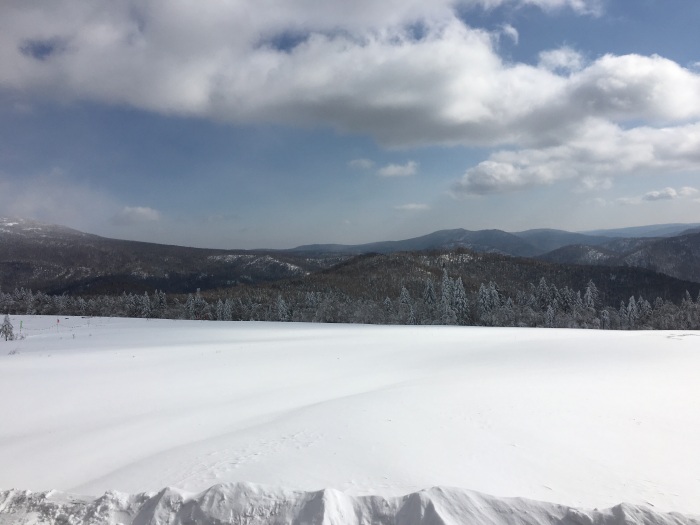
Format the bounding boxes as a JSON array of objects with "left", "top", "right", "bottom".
[{"left": 1, "top": 0, "right": 700, "bottom": 249}]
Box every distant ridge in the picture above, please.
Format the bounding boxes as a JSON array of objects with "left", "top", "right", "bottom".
[
  {"left": 4, "top": 217, "right": 700, "bottom": 294},
  {"left": 580, "top": 223, "right": 700, "bottom": 238},
  {"left": 293, "top": 228, "right": 540, "bottom": 257}
]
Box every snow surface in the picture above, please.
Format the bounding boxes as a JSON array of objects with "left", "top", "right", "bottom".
[{"left": 1, "top": 317, "right": 699, "bottom": 519}]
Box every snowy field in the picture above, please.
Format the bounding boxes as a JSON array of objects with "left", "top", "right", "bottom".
[{"left": 1, "top": 316, "right": 699, "bottom": 521}]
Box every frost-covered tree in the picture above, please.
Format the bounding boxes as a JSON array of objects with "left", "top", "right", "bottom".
[
  {"left": 139, "top": 292, "right": 152, "bottom": 318},
  {"left": 193, "top": 289, "right": 210, "bottom": 320},
  {"left": 152, "top": 290, "right": 167, "bottom": 317},
  {"left": 398, "top": 286, "right": 415, "bottom": 325},
  {"left": 544, "top": 305, "right": 555, "bottom": 328},
  {"left": 1, "top": 314, "right": 14, "bottom": 341},
  {"left": 627, "top": 296, "right": 639, "bottom": 329},
  {"left": 277, "top": 295, "right": 290, "bottom": 322},
  {"left": 223, "top": 299, "right": 234, "bottom": 321},
  {"left": 477, "top": 282, "right": 501, "bottom": 325},
  {"left": 420, "top": 278, "right": 437, "bottom": 324},
  {"left": 584, "top": 280, "right": 599, "bottom": 309},
  {"left": 439, "top": 270, "right": 456, "bottom": 325},
  {"left": 535, "top": 277, "right": 551, "bottom": 311},
  {"left": 184, "top": 293, "right": 195, "bottom": 320},
  {"left": 215, "top": 299, "right": 225, "bottom": 321},
  {"left": 452, "top": 277, "right": 470, "bottom": 325}
]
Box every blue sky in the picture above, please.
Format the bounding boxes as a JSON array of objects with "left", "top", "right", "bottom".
[{"left": 1, "top": 0, "right": 699, "bottom": 248}]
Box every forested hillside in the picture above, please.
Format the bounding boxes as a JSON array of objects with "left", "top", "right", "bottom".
[{"left": 3, "top": 249, "right": 700, "bottom": 331}]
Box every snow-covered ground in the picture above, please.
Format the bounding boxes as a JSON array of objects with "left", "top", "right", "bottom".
[{"left": 0, "top": 316, "right": 699, "bottom": 520}]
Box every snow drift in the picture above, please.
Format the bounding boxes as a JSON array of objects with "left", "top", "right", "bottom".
[{"left": 1, "top": 483, "right": 698, "bottom": 525}]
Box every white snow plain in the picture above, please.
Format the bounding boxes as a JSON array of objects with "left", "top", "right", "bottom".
[{"left": 0, "top": 316, "right": 699, "bottom": 521}]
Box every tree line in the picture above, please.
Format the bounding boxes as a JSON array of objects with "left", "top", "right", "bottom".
[{"left": 3, "top": 269, "right": 700, "bottom": 330}]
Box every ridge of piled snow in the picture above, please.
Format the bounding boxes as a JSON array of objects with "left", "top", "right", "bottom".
[{"left": 1, "top": 483, "right": 698, "bottom": 525}]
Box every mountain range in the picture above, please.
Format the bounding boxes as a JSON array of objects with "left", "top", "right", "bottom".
[{"left": 2, "top": 217, "right": 700, "bottom": 295}]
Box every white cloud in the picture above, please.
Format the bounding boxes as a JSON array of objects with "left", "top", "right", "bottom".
[
  {"left": 538, "top": 46, "right": 585, "bottom": 73},
  {"left": 111, "top": 206, "right": 161, "bottom": 225},
  {"left": 394, "top": 203, "right": 429, "bottom": 211},
  {"left": 378, "top": 161, "right": 419, "bottom": 178},
  {"left": 470, "top": 0, "right": 601, "bottom": 13},
  {"left": 616, "top": 186, "right": 699, "bottom": 206},
  {"left": 453, "top": 120, "right": 700, "bottom": 195},
  {"left": 642, "top": 186, "right": 698, "bottom": 202},
  {"left": 349, "top": 158, "right": 375, "bottom": 170},
  {"left": 7, "top": 0, "right": 700, "bottom": 199},
  {"left": 642, "top": 187, "right": 678, "bottom": 201},
  {"left": 1, "top": 1, "right": 670, "bottom": 152},
  {"left": 500, "top": 24, "right": 519, "bottom": 45},
  {"left": 533, "top": 0, "right": 602, "bottom": 15}
]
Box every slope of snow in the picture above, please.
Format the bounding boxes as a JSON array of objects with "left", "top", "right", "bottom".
[{"left": 1, "top": 317, "right": 699, "bottom": 519}]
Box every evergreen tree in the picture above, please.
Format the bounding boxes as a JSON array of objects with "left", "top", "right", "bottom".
[
  {"left": 215, "top": 299, "right": 225, "bottom": 321},
  {"left": 476, "top": 283, "right": 489, "bottom": 322},
  {"left": 452, "top": 277, "right": 470, "bottom": 325},
  {"left": 398, "top": 286, "right": 415, "bottom": 325},
  {"left": 139, "top": 292, "right": 152, "bottom": 318},
  {"left": 277, "top": 295, "right": 290, "bottom": 322},
  {"left": 544, "top": 305, "right": 555, "bottom": 327},
  {"left": 627, "top": 296, "right": 639, "bottom": 328},
  {"left": 421, "top": 278, "right": 437, "bottom": 323},
  {"left": 193, "top": 289, "right": 210, "bottom": 320},
  {"left": 184, "top": 293, "right": 195, "bottom": 320},
  {"left": 423, "top": 279, "right": 436, "bottom": 306},
  {"left": 584, "top": 280, "right": 599, "bottom": 309},
  {"left": 1, "top": 314, "right": 14, "bottom": 341},
  {"left": 535, "top": 277, "right": 551, "bottom": 311},
  {"left": 619, "top": 300, "right": 628, "bottom": 329},
  {"left": 154, "top": 290, "right": 167, "bottom": 317},
  {"left": 439, "top": 270, "right": 456, "bottom": 324},
  {"left": 223, "top": 299, "right": 234, "bottom": 321}
]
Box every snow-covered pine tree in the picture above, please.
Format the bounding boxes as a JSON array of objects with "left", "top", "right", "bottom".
[
  {"left": 215, "top": 299, "right": 225, "bottom": 321},
  {"left": 584, "top": 280, "right": 599, "bottom": 309},
  {"left": 440, "top": 270, "right": 456, "bottom": 325},
  {"left": 184, "top": 293, "right": 195, "bottom": 320},
  {"left": 422, "top": 278, "right": 437, "bottom": 323},
  {"left": 627, "top": 296, "right": 639, "bottom": 328},
  {"left": 535, "top": 277, "right": 551, "bottom": 311},
  {"left": 423, "top": 279, "right": 436, "bottom": 306},
  {"left": 1, "top": 314, "right": 14, "bottom": 341},
  {"left": 139, "top": 292, "right": 152, "bottom": 318},
  {"left": 544, "top": 305, "right": 555, "bottom": 327},
  {"left": 277, "top": 295, "right": 290, "bottom": 322},
  {"left": 452, "top": 277, "right": 470, "bottom": 325},
  {"left": 477, "top": 283, "right": 491, "bottom": 325},
  {"left": 223, "top": 299, "right": 234, "bottom": 321}
]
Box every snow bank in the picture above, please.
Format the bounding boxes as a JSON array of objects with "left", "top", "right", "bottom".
[{"left": 1, "top": 483, "right": 698, "bottom": 525}]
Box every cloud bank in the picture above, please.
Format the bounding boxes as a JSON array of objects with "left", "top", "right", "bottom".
[{"left": 2, "top": 0, "right": 698, "bottom": 195}]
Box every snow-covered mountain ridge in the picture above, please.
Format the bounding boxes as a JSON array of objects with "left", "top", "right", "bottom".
[{"left": 2, "top": 483, "right": 697, "bottom": 525}]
